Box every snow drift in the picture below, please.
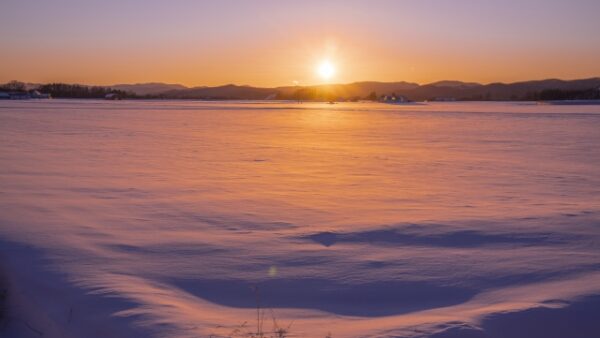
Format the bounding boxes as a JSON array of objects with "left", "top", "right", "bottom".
[{"left": 0, "top": 100, "right": 599, "bottom": 337}]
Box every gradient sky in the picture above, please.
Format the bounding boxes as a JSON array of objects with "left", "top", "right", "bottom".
[{"left": 1, "top": 0, "right": 599, "bottom": 87}]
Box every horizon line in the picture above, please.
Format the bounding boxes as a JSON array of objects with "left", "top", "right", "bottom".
[{"left": 4, "top": 76, "right": 600, "bottom": 89}]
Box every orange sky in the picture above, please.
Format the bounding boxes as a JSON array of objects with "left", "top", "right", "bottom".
[{"left": 1, "top": 0, "right": 599, "bottom": 87}]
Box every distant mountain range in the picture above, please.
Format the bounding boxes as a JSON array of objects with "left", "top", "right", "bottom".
[
  {"left": 110, "top": 81, "right": 421, "bottom": 98},
  {"left": 5, "top": 78, "right": 600, "bottom": 101},
  {"left": 110, "top": 78, "right": 600, "bottom": 101},
  {"left": 400, "top": 78, "right": 600, "bottom": 101}
]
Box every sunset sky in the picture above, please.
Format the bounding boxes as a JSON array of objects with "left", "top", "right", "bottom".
[{"left": 2, "top": 0, "right": 599, "bottom": 87}]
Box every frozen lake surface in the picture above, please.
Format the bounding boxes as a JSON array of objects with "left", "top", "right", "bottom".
[{"left": 1, "top": 100, "right": 599, "bottom": 337}]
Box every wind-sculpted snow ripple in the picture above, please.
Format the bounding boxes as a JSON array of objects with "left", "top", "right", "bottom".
[{"left": 302, "top": 227, "right": 574, "bottom": 248}]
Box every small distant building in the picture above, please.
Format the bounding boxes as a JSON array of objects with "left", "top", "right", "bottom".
[
  {"left": 105, "top": 93, "right": 121, "bottom": 100},
  {"left": 29, "top": 90, "right": 51, "bottom": 99},
  {"left": 0, "top": 92, "right": 9, "bottom": 100},
  {"left": 380, "top": 94, "right": 409, "bottom": 103}
]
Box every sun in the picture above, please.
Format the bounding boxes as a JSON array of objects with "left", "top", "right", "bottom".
[{"left": 317, "top": 60, "right": 336, "bottom": 81}]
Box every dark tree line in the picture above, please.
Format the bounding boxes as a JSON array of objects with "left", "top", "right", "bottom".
[
  {"left": 37, "top": 83, "right": 136, "bottom": 99},
  {"left": 0, "top": 81, "right": 140, "bottom": 99},
  {"left": 0, "top": 81, "right": 27, "bottom": 92},
  {"left": 538, "top": 88, "right": 600, "bottom": 101}
]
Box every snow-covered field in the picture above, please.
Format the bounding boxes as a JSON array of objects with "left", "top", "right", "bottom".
[{"left": 0, "top": 100, "right": 599, "bottom": 338}]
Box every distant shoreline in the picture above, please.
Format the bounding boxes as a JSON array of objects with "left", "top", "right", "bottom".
[
  {"left": 2, "top": 77, "right": 600, "bottom": 102},
  {"left": 3, "top": 98, "right": 600, "bottom": 106},
  {"left": 540, "top": 99, "right": 600, "bottom": 105}
]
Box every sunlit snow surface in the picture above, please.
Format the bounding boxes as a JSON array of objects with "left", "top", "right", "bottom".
[{"left": 1, "top": 100, "right": 599, "bottom": 338}]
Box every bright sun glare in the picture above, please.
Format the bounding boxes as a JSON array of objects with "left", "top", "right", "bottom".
[{"left": 317, "top": 60, "right": 335, "bottom": 81}]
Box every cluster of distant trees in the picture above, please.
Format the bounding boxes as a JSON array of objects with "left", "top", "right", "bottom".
[
  {"left": 0, "top": 80, "right": 27, "bottom": 92},
  {"left": 0, "top": 81, "right": 139, "bottom": 99},
  {"left": 365, "top": 90, "right": 599, "bottom": 102},
  {"left": 37, "top": 83, "right": 136, "bottom": 99},
  {"left": 537, "top": 88, "right": 600, "bottom": 101},
  {"left": 285, "top": 89, "right": 600, "bottom": 102}
]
